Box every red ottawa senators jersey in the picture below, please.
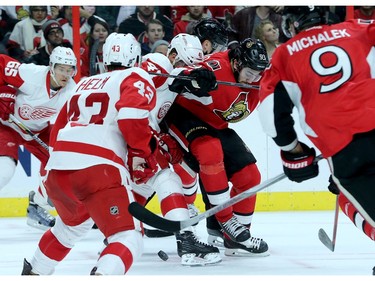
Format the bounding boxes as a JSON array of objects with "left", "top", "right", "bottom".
[
  {"left": 258, "top": 19, "right": 375, "bottom": 157},
  {"left": 175, "top": 50, "right": 260, "bottom": 130}
]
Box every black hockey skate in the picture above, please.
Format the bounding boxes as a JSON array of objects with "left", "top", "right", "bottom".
[
  {"left": 21, "top": 258, "right": 37, "bottom": 275},
  {"left": 207, "top": 228, "right": 224, "bottom": 248},
  {"left": 175, "top": 231, "right": 222, "bottom": 266},
  {"left": 26, "top": 191, "right": 55, "bottom": 231},
  {"left": 223, "top": 233, "right": 270, "bottom": 257}
]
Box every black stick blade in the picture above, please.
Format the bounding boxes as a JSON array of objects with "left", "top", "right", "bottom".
[{"left": 128, "top": 202, "right": 181, "bottom": 232}]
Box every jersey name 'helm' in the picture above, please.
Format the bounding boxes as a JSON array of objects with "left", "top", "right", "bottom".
[
  {"left": 103, "top": 32, "right": 141, "bottom": 68},
  {"left": 234, "top": 38, "right": 269, "bottom": 71},
  {"left": 283, "top": 6, "right": 329, "bottom": 33},
  {"left": 193, "top": 18, "right": 228, "bottom": 54},
  {"left": 167, "top": 33, "right": 204, "bottom": 67},
  {"left": 49, "top": 46, "right": 77, "bottom": 77}
]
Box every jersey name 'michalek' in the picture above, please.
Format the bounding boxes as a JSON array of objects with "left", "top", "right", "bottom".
[{"left": 286, "top": 28, "right": 350, "bottom": 55}]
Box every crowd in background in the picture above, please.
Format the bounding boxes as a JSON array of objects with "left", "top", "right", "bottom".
[{"left": 0, "top": 5, "right": 374, "bottom": 78}]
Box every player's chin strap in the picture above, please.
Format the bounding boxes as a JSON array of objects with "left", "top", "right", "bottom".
[{"left": 128, "top": 154, "right": 324, "bottom": 232}]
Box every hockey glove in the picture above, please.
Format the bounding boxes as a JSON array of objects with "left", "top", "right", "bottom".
[
  {"left": 0, "top": 85, "right": 16, "bottom": 121},
  {"left": 281, "top": 142, "right": 319, "bottom": 183},
  {"left": 169, "top": 68, "right": 217, "bottom": 97},
  {"left": 127, "top": 146, "right": 159, "bottom": 185},
  {"left": 327, "top": 175, "right": 340, "bottom": 195},
  {"left": 156, "top": 132, "right": 184, "bottom": 164}
]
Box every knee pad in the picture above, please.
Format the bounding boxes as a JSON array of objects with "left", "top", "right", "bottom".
[
  {"left": 190, "top": 136, "right": 224, "bottom": 174},
  {"left": 0, "top": 156, "right": 16, "bottom": 190},
  {"left": 154, "top": 169, "right": 183, "bottom": 200},
  {"left": 51, "top": 217, "right": 94, "bottom": 248}
]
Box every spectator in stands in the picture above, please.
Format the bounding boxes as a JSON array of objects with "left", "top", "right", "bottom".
[
  {"left": 94, "top": 6, "right": 120, "bottom": 32},
  {"left": 82, "top": 15, "right": 110, "bottom": 76},
  {"left": 150, "top": 39, "right": 169, "bottom": 55},
  {"left": 354, "top": 6, "right": 375, "bottom": 20},
  {"left": 58, "top": 6, "right": 92, "bottom": 45},
  {"left": 227, "top": 6, "right": 288, "bottom": 49},
  {"left": 206, "top": 6, "right": 235, "bottom": 23},
  {"left": 115, "top": 6, "right": 136, "bottom": 32},
  {"left": 254, "top": 19, "right": 280, "bottom": 59},
  {"left": 118, "top": 6, "right": 174, "bottom": 42},
  {"left": 169, "top": 6, "right": 188, "bottom": 24},
  {"left": 31, "top": 19, "right": 72, "bottom": 66},
  {"left": 140, "top": 19, "right": 166, "bottom": 55},
  {"left": 173, "top": 6, "right": 209, "bottom": 36},
  {"left": 7, "top": 6, "right": 49, "bottom": 62}
]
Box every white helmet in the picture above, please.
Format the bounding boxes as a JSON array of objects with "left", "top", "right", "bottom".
[
  {"left": 49, "top": 46, "right": 77, "bottom": 75},
  {"left": 103, "top": 32, "right": 141, "bottom": 69},
  {"left": 167, "top": 33, "right": 204, "bottom": 67}
]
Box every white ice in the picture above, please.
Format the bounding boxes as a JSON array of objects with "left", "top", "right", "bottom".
[{"left": 0, "top": 210, "right": 374, "bottom": 279}]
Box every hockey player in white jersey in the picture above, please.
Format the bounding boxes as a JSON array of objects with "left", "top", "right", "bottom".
[
  {"left": 0, "top": 46, "right": 77, "bottom": 230},
  {"left": 22, "top": 33, "right": 159, "bottom": 275},
  {"left": 130, "top": 36, "right": 221, "bottom": 266}
]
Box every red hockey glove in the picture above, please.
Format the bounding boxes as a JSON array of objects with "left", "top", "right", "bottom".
[
  {"left": 0, "top": 85, "right": 16, "bottom": 121},
  {"left": 281, "top": 142, "right": 319, "bottom": 183},
  {"left": 169, "top": 68, "right": 217, "bottom": 97},
  {"left": 156, "top": 133, "right": 184, "bottom": 164},
  {"left": 127, "top": 147, "right": 159, "bottom": 184}
]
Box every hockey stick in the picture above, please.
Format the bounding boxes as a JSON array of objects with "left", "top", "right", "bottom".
[
  {"left": 148, "top": 72, "right": 260, "bottom": 90},
  {"left": 128, "top": 154, "right": 323, "bottom": 232},
  {"left": 8, "top": 114, "right": 49, "bottom": 152},
  {"left": 318, "top": 195, "right": 339, "bottom": 252}
]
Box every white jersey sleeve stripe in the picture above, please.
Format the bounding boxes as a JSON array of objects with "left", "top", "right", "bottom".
[{"left": 118, "top": 107, "right": 149, "bottom": 120}]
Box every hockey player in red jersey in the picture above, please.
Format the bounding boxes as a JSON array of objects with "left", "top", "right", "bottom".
[
  {"left": 0, "top": 46, "right": 77, "bottom": 230},
  {"left": 21, "top": 33, "right": 159, "bottom": 275},
  {"left": 165, "top": 38, "right": 270, "bottom": 256},
  {"left": 258, "top": 6, "right": 375, "bottom": 274},
  {"left": 133, "top": 34, "right": 221, "bottom": 266}
]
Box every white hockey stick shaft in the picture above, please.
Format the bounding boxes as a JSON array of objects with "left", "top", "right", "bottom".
[
  {"left": 8, "top": 114, "right": 49, "bottom": 152},
  {"left": 148, "top": 72, "right": 260, "bottom": 90}
]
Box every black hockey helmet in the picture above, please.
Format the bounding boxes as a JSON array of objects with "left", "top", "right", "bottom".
[
  {"left": 283, "top": 6, "right": 329, "bottom": 33},
  {"left": 193, "top": 18, "right": 228, "bottom": 53},
  {"left": 230, "top": 38, "right": 269, "bottom": 72}
]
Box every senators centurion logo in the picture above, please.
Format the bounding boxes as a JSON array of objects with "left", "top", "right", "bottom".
[{"left": 213, "top": 92, "right": 250, "bottom": 123}]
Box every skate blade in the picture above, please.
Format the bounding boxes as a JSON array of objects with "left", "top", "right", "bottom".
[
  {"left": 207, "top": 235, "right": 224, "bottom": 248},
  {"left": 26, "top": 218, "right": 50, "bottom": 231},
  {"left": 181, "top": 253, "right": 222, "bottom": 266},
  {"left": 224, "top": 248, "right": 270, "bottom": 257}
]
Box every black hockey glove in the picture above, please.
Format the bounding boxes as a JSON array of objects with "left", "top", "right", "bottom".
[
  {"left": 281, "top": 142, "right": 319, "bottom": 183},
  {"left": 327, "top": 175, "right": 340, "bottom": 195},
  {"left": 169, "top": 68, "right": 218, "bottom": 97}
]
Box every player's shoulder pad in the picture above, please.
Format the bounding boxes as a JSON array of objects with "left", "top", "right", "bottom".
[{"left": 143, "top": 53, "right": 173, "bottom": 73}]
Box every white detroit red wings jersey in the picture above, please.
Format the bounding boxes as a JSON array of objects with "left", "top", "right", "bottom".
[
  {"left": 258, "top": 19, "right": 375, "bottom": 157},
  {"left": 0, "top": 55, "right": 76, "bottom": 140},
  {"left": 141, "top": 53, "right": 175, "bottom": 132},
  {"left": 46, "top": 67, "right": 157, "bottom": 184}
]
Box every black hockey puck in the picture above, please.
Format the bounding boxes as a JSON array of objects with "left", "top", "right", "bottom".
[{"left": 157, "top": 250, "right": 169, "bottom": 261}]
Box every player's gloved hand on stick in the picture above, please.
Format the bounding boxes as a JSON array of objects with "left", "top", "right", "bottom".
[
  {"left": 281, "top": 142, "right": 319, "bottom": 183},
  {"left": 156, "top": 132, "right": 184, "bottom": 164},
  {"left": 0, "top": 85, "right": 16, "bottom": 121},
  {"left": 127, "top": 144, "right": 159, "bottom": 184},
  {"left": 327, "top": 175, "right": 340, "bottom": 195},
  {"left": 169, "top": 68, "right": 217, "bottom": 97}
]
